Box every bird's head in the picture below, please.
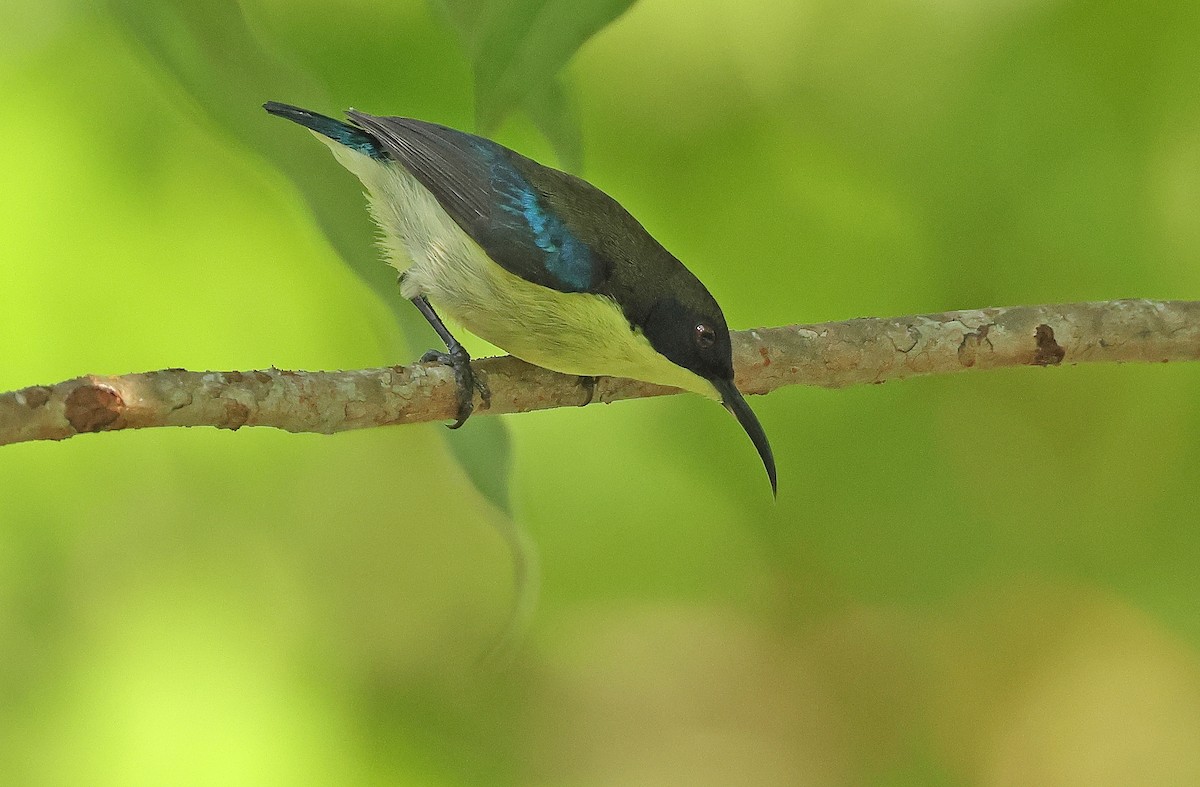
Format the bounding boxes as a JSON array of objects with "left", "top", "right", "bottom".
[{"left": 642, "top": 296, "right": 777, "bottom": 495}]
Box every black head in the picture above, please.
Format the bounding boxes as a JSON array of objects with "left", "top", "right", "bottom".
[
  {"left": 642, "top": 297, "right": 734, "bottom": 384},
  {"left": 642, "top": 297, "right": 777, "bottom": 496}
]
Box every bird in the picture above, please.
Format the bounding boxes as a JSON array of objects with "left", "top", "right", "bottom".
[{"left": 263, "top": 101, "right": 776, "bottom": 494}]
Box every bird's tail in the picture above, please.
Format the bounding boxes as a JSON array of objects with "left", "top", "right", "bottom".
[{"left": 263, "top": 101, "right": 383, "bottom": 158}]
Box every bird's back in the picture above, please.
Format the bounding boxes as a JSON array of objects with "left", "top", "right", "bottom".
[{"left": 345, "top": 111, "right": 719, "bottom": 328}]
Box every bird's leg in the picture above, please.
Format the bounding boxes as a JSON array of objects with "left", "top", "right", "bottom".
[
  {"left": 577, "top": 376, "right": 599, "bottom": 406},
  {"left": 407, "top": 292, "right": 489, "bottom": 429}
]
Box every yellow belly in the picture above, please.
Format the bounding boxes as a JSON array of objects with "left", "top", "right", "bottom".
[{"left": 428, "top": 248, "right": 716, "bottom": 398}]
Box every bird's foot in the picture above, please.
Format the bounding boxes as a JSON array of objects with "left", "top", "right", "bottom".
[
  {"left": 578, "top": 375, "right": 599, "bottom": 406},
  {"left": 421, "top": 345, "right": 489, "bottom": 429}
]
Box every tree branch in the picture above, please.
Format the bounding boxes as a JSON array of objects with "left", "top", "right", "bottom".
[{"left": 3, "top": 299, "right": 1197, "bottom": 447}]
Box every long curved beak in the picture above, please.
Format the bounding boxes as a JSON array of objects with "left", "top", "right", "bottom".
[{"left": 712, "top": 377, "right": 777, "bottom": 497}]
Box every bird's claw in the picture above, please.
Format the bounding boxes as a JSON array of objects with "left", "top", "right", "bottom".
[
  {"left": 578, "top": 375, "right": 599, "bottom": 406},
  {"left": 421, "top": 346, "right": 489, "bottom": 429}
]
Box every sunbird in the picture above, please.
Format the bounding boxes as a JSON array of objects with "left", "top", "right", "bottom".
[{"left": 264, "top": 102, "right": 776, "bottom": 493}]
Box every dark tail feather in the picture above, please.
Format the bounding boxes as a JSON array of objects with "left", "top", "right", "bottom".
[{"left": 263, "top": 101, "right": 383, "bottom": 158}]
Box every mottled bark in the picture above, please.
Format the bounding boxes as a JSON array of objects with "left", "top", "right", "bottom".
[{"left": 3, "top": 300, "right": 1197, "bottom": 447}]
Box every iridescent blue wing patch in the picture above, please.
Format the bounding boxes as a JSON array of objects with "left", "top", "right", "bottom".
[{"left": 347, "top": 111, "right": 605, "bottom": 294}]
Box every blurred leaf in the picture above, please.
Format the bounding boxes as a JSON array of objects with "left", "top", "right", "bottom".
[
  {"left": 104, "top": 0, "right": 386, "bottom": 312},
  {"left": 433, "top": 0, "right": 637, "bottom": 169},
  {"left": 102, "top": 0, "right": 519, "bottom": 519},
  {"left": 447, "top": 417, "right": 512, "bottom": 513},
  {"left": 522, "top": 76, "right": 584, "bottom": 172}
]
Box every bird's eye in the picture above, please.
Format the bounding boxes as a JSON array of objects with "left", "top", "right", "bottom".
[{"left": 694, "top": 323, "right": 716, "bottom": 349}]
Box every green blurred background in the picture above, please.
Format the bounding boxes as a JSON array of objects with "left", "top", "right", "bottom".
[{"left": 3, "top": 0, "right": 1200, "bottom": 783}]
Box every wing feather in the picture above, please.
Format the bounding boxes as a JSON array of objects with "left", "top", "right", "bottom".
[{"left": 346, "top": 111, "right": 604, "bottom": 293}]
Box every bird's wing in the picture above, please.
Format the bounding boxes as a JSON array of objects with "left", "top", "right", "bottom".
[{"left": 346, "top": 111, "right": 607, "bottom": 294}]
